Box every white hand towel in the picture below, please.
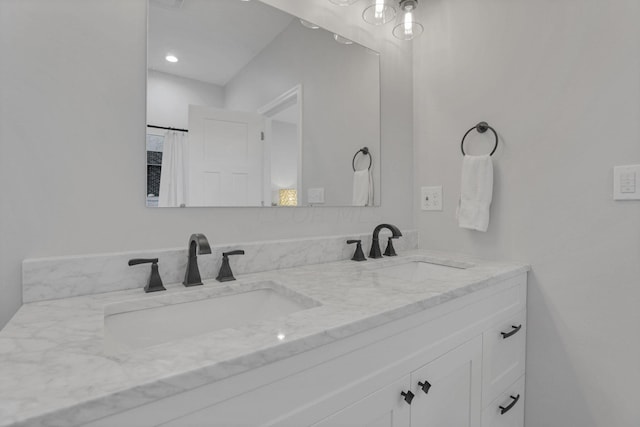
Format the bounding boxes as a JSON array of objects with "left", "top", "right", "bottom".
[
  {"left": 457, "top": 154, "right": 493, "bottom": 232},
  {"left": 352, "top": 169, "right": 373, "bottom": 206}
]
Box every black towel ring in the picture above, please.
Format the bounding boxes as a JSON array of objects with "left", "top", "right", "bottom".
[
  {"left": 460, "top": 122, "right": 499, "bottom": 156},
  {"left": 352, "top": 147, "right": 372, "bottom": 171}
]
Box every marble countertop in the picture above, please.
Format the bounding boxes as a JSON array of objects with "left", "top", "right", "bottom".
[{"left": 0, "top": 250, "right": 528, "bottom": 427}]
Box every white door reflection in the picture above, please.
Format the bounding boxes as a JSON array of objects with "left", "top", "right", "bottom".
[{"left": 188, "top": 105, "right": 264, "bottom": 206}]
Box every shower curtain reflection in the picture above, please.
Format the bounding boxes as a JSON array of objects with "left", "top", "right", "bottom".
[{"left": 159, "top": 130, "right": 189, "bottom": 207}]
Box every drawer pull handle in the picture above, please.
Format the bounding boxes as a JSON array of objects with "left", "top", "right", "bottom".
[
  {"left": 499, "top": 394, "right": 520, "bottom": 415},
  {"left": 400, "top": 390, "right": 415, "bottom": 405},
  {"left": 418, "top": 380, "right": 432, "bottom": 394},
  {"left": 501, "top": 324, "right": 522, "bottom": 339}
]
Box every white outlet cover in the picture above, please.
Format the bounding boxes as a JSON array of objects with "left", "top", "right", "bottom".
[
  {"left": 308, "top": 188, "right": 325, "bottom": 204},
  {"left": 421, "top": 186, "right": 443, "bottom": 211}
]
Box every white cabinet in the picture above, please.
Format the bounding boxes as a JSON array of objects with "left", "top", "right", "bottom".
[
  {"left": 482, "top": 310, "right": 527, "bottom": 406},
  {"left": 83, "top": 273, "right": 527, "bottom": 427},
  {"left": 311, "top": 375, "right": 411, "bottom": 427},
  {"left": 482, "top": 376, "right": 525, "bottom": 427},
  {"left": 410, "top": 337, "right": 482, "bottom": 427},
  {"left": 311, "top": 337, "right": 483, "bottom": 427}
]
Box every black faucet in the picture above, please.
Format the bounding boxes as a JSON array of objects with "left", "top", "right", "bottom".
[
  {"left": 128, "top": 258, "right": 166, "bottom": 293},
  {"left": 183, "top": 233, "right": 212, "bottom": 287},
  {"left": 369, "top": 224, "right": 402, "bottom": 259},
  {"left": 216, "top": 250, "right": 245, "bottom": 282}
]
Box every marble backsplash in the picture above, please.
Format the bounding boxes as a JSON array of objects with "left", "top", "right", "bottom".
[{"left": 22, "top": 230, "right": 418, "bottom": 303}]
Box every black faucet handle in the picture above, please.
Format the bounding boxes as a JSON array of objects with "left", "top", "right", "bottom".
[
  {"left": 128, "top": 258, "right": 166, "bottom": 293},
  {"left": 383, "top": 237, "right": 398, "bottom": 257},
  {"left": 347, "top": 240, "right": 366, "bottom": 262},
  {"left": 223, "top": 250, "right": 245, "bottom": 257},
  {"left": 217, "top": 249, "right": 244, "bottom": 282},
  {"left": 128, "top": 258, "right": 159, "bottom": 266}
]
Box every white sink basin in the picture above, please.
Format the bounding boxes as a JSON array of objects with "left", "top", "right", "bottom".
[
  {"left": 374, "top": 261, "right": 473, "bottom": 282},
  {"left": 104, "top": 282, "right": 318, "bottom": 353}
]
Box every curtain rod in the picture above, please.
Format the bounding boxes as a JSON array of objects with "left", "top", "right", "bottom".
[{"left": 147, "top": 124, "right": 189, "bottom": 133}]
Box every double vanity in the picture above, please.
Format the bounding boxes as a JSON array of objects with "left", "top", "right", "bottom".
[{"left": 0, "top": 232, "right": 528, "bottom": 427}]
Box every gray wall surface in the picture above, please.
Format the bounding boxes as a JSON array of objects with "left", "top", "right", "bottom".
[
  {"left": 0, "top": 0, "right": 414, "bottom": 328},
  {"left": 225, "top": 20, "right": 381, "bottom": 206},
  {"left": 413, "top": 0, "right": 640, "bottom": 426},
  {"left": 147, "top": 69, "right": 225, "bottom": 130}
]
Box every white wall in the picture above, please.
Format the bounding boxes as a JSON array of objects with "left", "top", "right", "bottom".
[
  {"left": 413, "top": 0, "right": 640, "bottom": 426},
  {"left": 147, "top": 69, "right": 224, "bottom": 129},
  {"left": 225, "top": 20, "right": 381, "bottom": 206},
  {"left": 0, "top": 0, "right": 414, "bottom": 328}
]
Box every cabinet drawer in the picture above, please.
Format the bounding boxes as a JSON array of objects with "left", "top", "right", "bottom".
[
  {"left": 482, "top": 376, "right": 525, "bottom": 427},
  {"left": 482, "top": 310, "right": 526, "bottom": 406}
]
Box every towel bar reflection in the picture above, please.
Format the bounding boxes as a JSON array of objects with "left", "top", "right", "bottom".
[
  {"left": 460, "top": 122, "right": 498, "bottom": 156},
  {"left": 352, "top": 147, "right": 372, "bottom": 171}
]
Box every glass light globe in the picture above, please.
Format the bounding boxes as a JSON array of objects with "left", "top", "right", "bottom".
[
  {"left": 362, "top": 0, "right": 396, "bottom": 25},
  {"left": 392, "top": 1, "right": 423, "bottom": 40}
]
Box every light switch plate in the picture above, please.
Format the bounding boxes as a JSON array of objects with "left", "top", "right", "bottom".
[
  {"left": 421, "top": 186, "right": 443, "bottom": 211},
  {"left": 613, "top": 165, "right": 640, "bottom": 200},
  {"left": 308, "top": 188, "right": 325, "bottom": 204}
]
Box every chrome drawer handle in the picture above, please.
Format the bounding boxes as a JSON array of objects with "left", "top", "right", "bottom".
[
  {"left": 499, "top": 394, "right": 520, "bottom": 414},
  {"left": 501, "top": 324, "right": 522, "bottom": 339}
]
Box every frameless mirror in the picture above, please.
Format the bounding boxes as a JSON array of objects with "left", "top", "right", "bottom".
[{"left": 146, "top": 0, "right": 381, "bottom": 207}]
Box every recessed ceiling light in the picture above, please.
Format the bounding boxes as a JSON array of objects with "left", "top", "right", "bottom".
[
  {"left": 333, "top": 34, "right": 353, "bottom": 45},
  {"left": 165, "top": 54, "right": 178, "bottom": 63}
]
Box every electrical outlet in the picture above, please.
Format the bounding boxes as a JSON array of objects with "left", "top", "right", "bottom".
[
  {"left": 308, "top": 188, "right": 325, "bottom": 204},
  {"left": 421, "top": 186, "right": 443, "bottom": 211}
]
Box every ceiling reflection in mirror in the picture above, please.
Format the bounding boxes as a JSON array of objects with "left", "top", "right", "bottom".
[{"left": 146, "top": 0, "right": 380, "bottom": 207}]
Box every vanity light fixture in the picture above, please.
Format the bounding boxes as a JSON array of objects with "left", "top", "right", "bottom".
[
  {"left": 329, "top": 0, "right": 423, "bottom": 40},
  {"left": 362, "top": 0, "right": 396, "bottom": 25},
  {"left": 165, "top": 54, "right": 178, "bottom": 63},
  {"left": 300, "top": 19, "right": 320, "bottom": 30},
  {"left": 392, "top": 0, "right": 423, "bottom": 40}
]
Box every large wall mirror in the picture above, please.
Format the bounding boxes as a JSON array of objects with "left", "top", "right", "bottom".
[{"left": 146, "top": 0, "right": 381, "bottom": 208}]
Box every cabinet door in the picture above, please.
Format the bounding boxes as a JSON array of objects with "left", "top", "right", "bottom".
[
  {"left": 410, "top": 336, "right": 482, "bottom": 427},
  {"left": 311, "top": 375, "right": 411, "bottom": 427}
]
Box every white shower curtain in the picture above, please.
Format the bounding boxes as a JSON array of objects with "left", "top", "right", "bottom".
[{"left": 158, "top": 130, "right": 189, "bottom": 207}]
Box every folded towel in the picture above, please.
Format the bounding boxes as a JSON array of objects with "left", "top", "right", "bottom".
[
  {"left": 352, "top": 169, "right": 373, "bottom": 206},
  {"left": 457, "top": 154, "right": 493, "bottom": 232}
]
